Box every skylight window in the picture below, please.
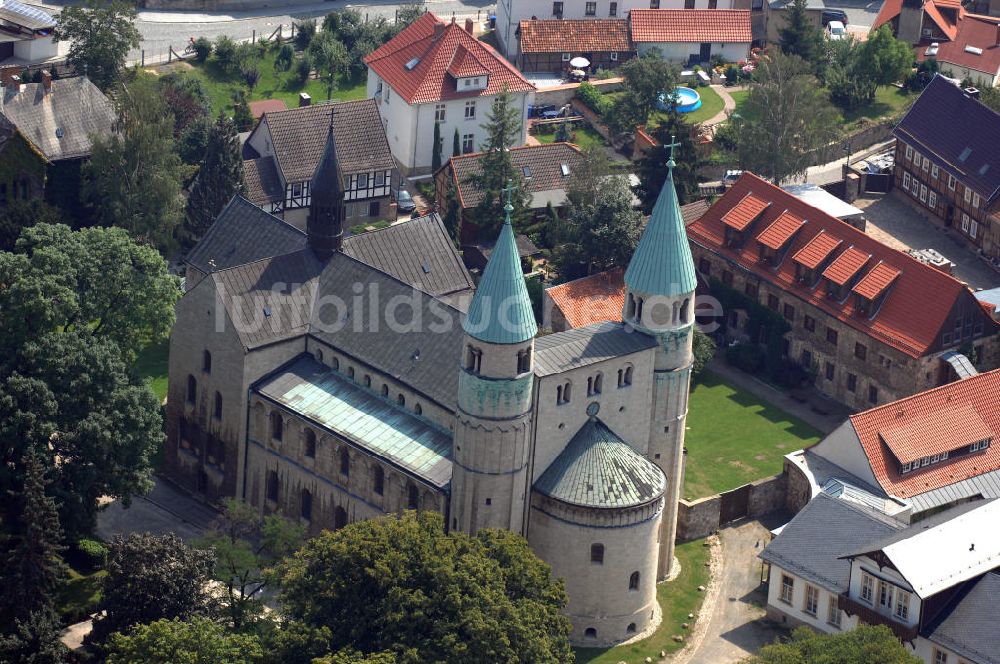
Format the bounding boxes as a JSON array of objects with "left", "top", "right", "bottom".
[
  {"left": 964, "top": 45, "right": 983, "bottom": 55},
  {"left": 959, "top": 147, "right": 972, "bottom": 163},
  {"left": 980, "top": 163, "right": 991, "bottom": 176},
  {"left": 404, "top": 57, "right": 420, "bottom": 70},
  {"left": 560, "top": 163, "right": 570, "bottom": 176},
  {"left": 522, "top": 166, "right": 532, "bottom": 178}
]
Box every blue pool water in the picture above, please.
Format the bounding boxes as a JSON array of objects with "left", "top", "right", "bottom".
[{"left": 656, "top": 87, "right": 702, "bottom": 113}]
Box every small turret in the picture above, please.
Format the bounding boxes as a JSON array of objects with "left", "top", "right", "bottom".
[{"left": 307, "top": 120, "right": 344, "bottom": 259}]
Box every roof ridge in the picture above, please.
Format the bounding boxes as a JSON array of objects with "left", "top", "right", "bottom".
[{"left": 850, "top": 367, "right": 1000, "bottom": 426}]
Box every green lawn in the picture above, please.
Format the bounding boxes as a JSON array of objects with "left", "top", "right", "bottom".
[
  {"left": 574, "top": 539, "right": 712, "bottom": 664},
  {"left": 684, "top": 371, "right": 822, "bottom": 499},
  {"left": 840, "top": 85, "right": 914, "bottom": 130},
  {"left": 654, "top": 85, "right": 725, "bottom": 126},
  {"left": 728, "top": 88, "right": 749, "bottom": 113},
  {"left": 180, "top": 49, "right": 367, "bottom": 115},
  {"left": 135, "top": 339, "right": 169, "bottom": 403},
  {"left": 57, "top": 566, "right": 106, "bottom": 625},
  {"left": 534, "top": 122, "right": 607, "bottom": 150}
]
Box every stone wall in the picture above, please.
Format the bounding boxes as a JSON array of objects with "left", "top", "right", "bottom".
[
  {"left": 748, "top": 473, "right": 787, "bottom": 518},
  {"left": 533, "top": 77, "right": 622, "bottom": 109},
  {"left": 783, "top": 456, "right": 813, "bottom": 514},
  {"left": 676, "top": 473, "right": 787, "bottom": 541}
]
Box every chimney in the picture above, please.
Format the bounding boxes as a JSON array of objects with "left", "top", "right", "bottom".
[
  {"left": 41, "top": 70, "right": 52, "bottom": 92},
  {"left": 465, "top": 17, "right": 474, "bottom": 34},
  {"left": 965, "top": 86, "right": 980, "bottom": 99},
  {"left": 1, "top": 67, "right": 20, "bottom": 93},
  {"left": 299, "top": 92, "right": 311, "bottom": 107},
  {"left": 433, "top": 21, "right": 445, "bottom": 40}
]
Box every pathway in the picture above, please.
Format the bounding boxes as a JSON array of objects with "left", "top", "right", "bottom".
[
  {"left": 96, "top": 476, "right": 219, "bottom": 543},
  {"left": 703, "top": 85, "right": 740, "bottom": 127}
]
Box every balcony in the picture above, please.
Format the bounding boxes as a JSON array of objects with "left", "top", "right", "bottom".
[{"left": 838, "top": 594, "right": 919, "bottom": 643}]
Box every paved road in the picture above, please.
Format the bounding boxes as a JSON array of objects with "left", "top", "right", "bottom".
[{"left": 681, "top": 521, "right": 787, "bottom": 664}]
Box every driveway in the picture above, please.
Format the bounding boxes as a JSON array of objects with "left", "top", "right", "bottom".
[
  {"left": 96, "top": 476, "right": 219, "bottom": 542},
  {"left": 677, "top": 520, "right": 786, "bottom": 664},
  {"left": 853, "top": 194, "right": 1000, "bottom": 291}
]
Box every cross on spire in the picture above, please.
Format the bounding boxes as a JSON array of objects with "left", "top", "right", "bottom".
[
  {"left": 501, "top": 179, "right": 515, "bottom": 220},
  {"left": 665, "top": 134, "right": 681, "bottom": 170}
]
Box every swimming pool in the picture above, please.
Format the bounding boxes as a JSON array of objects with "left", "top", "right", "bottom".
[{"left": 656, "top": 87, "right": 702, "bottom": 113}]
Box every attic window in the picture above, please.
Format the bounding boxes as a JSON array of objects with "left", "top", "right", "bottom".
[
  {"left": 55, "top": 128, "right": 64, "bottom": 139},
  {"left": 979, "top": 164, "right": 991, "bottom": 176},
  {"left": 263, "top": 306, "right": 272, "bottom": 318},
  {"left": 405, "top": 57, "right": 420, "bottom": 70},
  {"left": 421, "top": 261, "right": 431, "bottom": 274},
  {"left": 560, "top": 163, "right": 570, "bottom": 176},
  {"left": 959, "top": 147, "right": 972, "bottom": 162},
  {"left": 522, "top": 166, "right": 532, "bottom": 178}
]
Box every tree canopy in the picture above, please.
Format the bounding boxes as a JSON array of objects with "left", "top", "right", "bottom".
[
  {"left": 105, "top": 617, "right": 264, "bottom": 664},
  {"left": 634, "top": 110, "right": 704, "bottom": 211},
  {"left": 186, "top": 113, "right": 246, "bottom": 240},
  {"left": 608, "top": 51, "right": 678, "bottom": 134},
  {"left": 778, "top": 0, "right": 824, "bottom": 64},
  {"left": 743, "top": 625, "right": 922, "bottom": 664},
  {"left": 55, "top": 0, "right": 140, "bottom": 91},
  {"left": 278, "top": 511, "right": 573, "bottom": 664}
]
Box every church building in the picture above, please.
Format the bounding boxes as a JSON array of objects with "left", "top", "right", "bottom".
[{"left": 165, "top": 124, "right": 697, "bottom": 645}]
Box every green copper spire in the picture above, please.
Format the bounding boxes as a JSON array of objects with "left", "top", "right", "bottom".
[
  {"left": 624, "top": 136, "right": 697, "bottom": 297},
  {"left": 463, "top": 183, "right": 538, "bottom": 344}
]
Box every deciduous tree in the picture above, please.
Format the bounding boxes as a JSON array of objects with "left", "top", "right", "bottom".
[
  {"left": 186, "top": 113, "right": 246, "bottom": 239},
  {"left": 309, "top": 31, "right": 349, "bottom": 100},
  {"left": 105, "top": 617, "right": 263, "bottom": 664},
  {"left": 607, "top": 51, "right": 678, "bottom": 134},
  {"left": 635, "top": 110, "right": 704, "bottom": 211},
  {"left": 55, "top": 0, "right": 140, "bottom": 91},
  {"left": 743, "top": 625, "right": 922, "bottom": 664}
]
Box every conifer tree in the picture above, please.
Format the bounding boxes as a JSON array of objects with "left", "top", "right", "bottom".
[
  {"left": 431, "top": 121, "right": 443, "bottom": 171},
  {"left": 779, "top": 0, "right": 824, "bottom": 64},
  {"left": 0, "top": 607, "right": 67, "bottom": 664},
  {"left": 635, "top": 108, "right": 704, "bottom": 212},
  {"left": 185, "top": 112, "right": 246, "bottom": 239},
  {"left": 452, "top": 127, "right": 461, "bottom": 158}
]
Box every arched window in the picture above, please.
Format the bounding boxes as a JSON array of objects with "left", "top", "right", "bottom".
[
  {"left": 381, "top": 384, "right": 389, "bottom": 397},
  {"left": 348, "top": 367, "right": 355, "bottom": 380},
  {"left": 414, "top": 403, "right": 422, "bottom": 415},
  {"left": 626, "top": 623, "right": 636, "bottom": 635},
  {"left": 213, "top": 391, "right": 223, "bottom": 419},
  {"left": 626, "top": 292, "right": 636, "bottom": 319},
  {"left": 584, "top": 628, "right": 597, "bottom": 640},
  {"left": 186, "top": 374, "right": 197, "bottom": 404},
  {"left": 466, "top": 345, "right": 482, "bottom": 374},
  {"left": 397, "top": 394, "right": 405, "bottom": 407},
  {"left": 563, "top": 382, "right": 572, "bottom": 403},
  {"left": 407, "top": 482, "right": 419, "bottom": 509},
  {"left": 594, "top": 373, "right": 603, "bottom": 394},
  {"left": 629, "top": 571, "right": 640, "bottom": 590},
  {"left": 556, "top": 384, "right": 563, "bottom": 404},
  {"left": 624, "top": 366, "right": 633, "bottom": 386},
  {"left": 339, "top": 448, "right": 350, "bottom": 476},
  {"left": 266, "top": 470, "right": 279, "bottom": 502},
  {"left": 316, "top": 348, "right": 324, "bottom": 364},
  {"left": 270, "top": 411, "right": 283, "bottom": 441},
  {"left": 681, "top": 298, "right": 691, "bottom": 324},
  {"left": 364, "top": 375, "right": 372, "bottom": 388},
  {"left": 672, "top": 301, "right": 680, "bottom": 325},
  {"left": 304, "top": 430, "right": 317, "bottom": 458},
  {"left": 617, "top": 368, "right": 624, "bottom": 387},
  {"left": 373, "top": 466, "right": 385, "bottom": 495},
  {"left": 517, "top": 349, "right": 531, "bottom": 374},
  {"left": 300, "top": 489, "right": 312, "bottom": 521},
  {"left": 591, "top": 543, "right": 604, "bottom": 564},
  {"left": 332, "top": 356, "right": 339, "bottom": 370},
  {"left": 202, "top": 350, "right": 212, "bottom": 373},
  {"left": 334, "top": 506, "right": 347, "bottom": 529},
  {"left": 587, "top": 376, "right": 593, "bottom": 395},
  {"left": 636, "top": 297, "right": 644, "bottom": 322}
]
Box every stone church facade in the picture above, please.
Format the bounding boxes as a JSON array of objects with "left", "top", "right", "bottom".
[{"left": 165, "top": 127, "right": 697, "bottom": 646}]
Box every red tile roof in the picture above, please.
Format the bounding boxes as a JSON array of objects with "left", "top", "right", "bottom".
[
  {"left": 852, "top": 262, "right": 901, "bottom": 301},
  {"left": 793, "top": 230, "right": 842, "bottom": 270},
  {"left": 822, "top": 246, "right": 871, "bottom": 287},
  {"left": 518, "top": 19, "right": 633, "bottom": 53},
  {"left": 546, "top": 268, "right": 626, "bottom": 329},
  {"left": 248, "top": 99, "right": 287, "bottom": 119},
  {"left": 915, "top": 13, "right": 1000, "bottom": 79},
  {"left": 687, "top": 173, "right": 999, "bottom": 358},
  {"left": 873, "top": 0, "right": 961, "bottom": 35},
  {"left": 446, "top": 44, "right": 489, "bottom": 78},
  {"left": 721, "top": 192, "right": 770, "bottom": 231},
  {"left": 757, "top": 211, "right": 805, "bottom": 250},
  {"left": 922, "top": 0, "right": 961, "bottom": 39},
  {"left": 630, "top": 9, "right": 752, "bottom": 44},
  {"left": 850, "top": 369, "right": 1000, "bottom": 498},
  {"left": 365, "top": 12, "right": 535, "bottom": 105}
]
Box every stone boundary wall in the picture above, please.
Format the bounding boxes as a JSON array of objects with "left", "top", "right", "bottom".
[
  {"left": 805, "top": 118, "right": 897, "bottom": 167},
  {"left": 533, "top": 77, "right": 621, "bottom": 108},
  {"left": 675, "top": 472, "right": 787, "bottom": 541}
]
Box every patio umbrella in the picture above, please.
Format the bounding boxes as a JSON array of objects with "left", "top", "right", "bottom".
[{"left": 569, "top": 56, "right": 590, "bottom": 68}]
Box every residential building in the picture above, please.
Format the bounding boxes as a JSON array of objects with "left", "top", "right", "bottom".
[
  {"left": 785, "top": 368, "right": 1000, "bottom": 522},
  {"left": 166, "top": 128, "right": 700, "bottom": 645},
  {"left": 516, "top": 19, "right": 635, "bottom": 73},
  {"left": 0, "top": 0, "right": 57, "bottom": 63},
  {"left": 0, "top": 70, "right": 114, "bottom": 211},
  {"left": 433, "top": 142, "right": 585, "bottom": 242},
  {"left": 891, "top": 76, "right": 1000, "bottom": 261},
  {"left": 364, "top": 12, "right": 535, "bottom": 175},
  {"left": 630, "top": 9, "right": 753, "bottom": 64},
  {"left": 761, "top": 493, "right": 1000, "bottom": 664},
  {"left": 874, "top": 0, "right": 1000, "bottom": 87},
  {"left": 243, "top": 98, "right": 397, "bottom": 228},
  {"left": 687, "top": 172, "right": 1000, "bottom": 411}
]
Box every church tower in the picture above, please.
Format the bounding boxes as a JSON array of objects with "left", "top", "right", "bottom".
[
  {"left": 307, "top": 122, "right": 344, "bottom": 259},
  {"left": 622, "top": 141, "right": 698, "bottom": 580},
  {"left": 451, "top": 187, "right": 536, "bottom": 535}
]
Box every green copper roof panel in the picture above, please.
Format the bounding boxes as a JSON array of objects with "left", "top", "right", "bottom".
[
  {"left": 624, "top": 163, "right": 697, "bottom": 297},
  {"left": 256, "top": 356, "right": 453, "bottom": 487},
  {"left": 534, "top": 418, "right": 665, "bottom": 509},
  {"left": 463, "top": 213, "right": 538, "bottom": 344}
]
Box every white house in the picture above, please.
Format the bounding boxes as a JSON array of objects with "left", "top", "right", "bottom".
[
  {"left": 761, "top": 493, "right": 1000, "bottom": 664},
  {"left": 364, "top": 12, "right": 536, "bottom": 175},
  {"left": 495, "top": 0, "right": 753, "bottom": 58},
  {"left": 0, "top": 0, "right": 58, "bottom": 63},
  {"left": 630, "top": 9, "right": 752, "bottom": 64}
]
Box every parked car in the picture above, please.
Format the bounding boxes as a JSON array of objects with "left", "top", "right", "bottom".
[
  {"left": 826, "top": 20, "right": 847, "bottom": 40},
  {"left": 396, "top": 189, "right": 416, "bottom": 213},
  {"left": 821, "top": 9, "right": 848, "bottom": 26}
]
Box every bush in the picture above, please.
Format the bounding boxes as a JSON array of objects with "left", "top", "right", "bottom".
[
  {"left": 275, "top": 43, "right": 294, "bottom": 71},
  {"left": 176, "top": 115, "right": 213, "bottom": 164},
  {"left": 233, "top": 100, "right": 254, "bottom": 132},
  {"left": 192, "top": 36, "right": 212, "bottom": 62},
  {"left": 76, "top": 538, "right": 109, "bottom": 571},
  {"left": 725, "top": 342, "right": 766, "bottom": 374},
  {"left": 295, "top": 18, "right": 316, "bottom": 50},
  {"left": 213, "top": 35, "right": 237, "bottom": 72},
  {"left": 295, "top": 53, "right": 313, "bottom": 85},
  {"left": 724, "top": 64, "right": 739, "bottom": 86},
  {"left": 575, "top": 81, "right": 610, "bottom": 115}
]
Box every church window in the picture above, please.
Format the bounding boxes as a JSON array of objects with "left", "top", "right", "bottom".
[
  {"left": 334, "top": 506, "right": 347, "bottom": 529},
  {"left": 300, "top": 489, "right": 312, "bottom": 521},
  {"left": 348, "top": 367, "right": 355, "bottom": 380},
  {"left": 680, "top": 298, "right": 690, "bottom": 324},
  {"left": 316, "top": 348, "right": 324, "bottom": 364},
  {"left": 332, "top": 356, "right": 339, "bottom": 370},
  {"left": 626, "top": 623, "right": 636, "bottom": 635},
  {"left": 414, "top": 403, "right": 422, "bottom": 415},
  {"left": 517, "top": 349, "right": 531, "bottom": 374},
  {"left": 588, "top": 373, "right": 603, "bottom": 396},
  {"left": 214, "top": 392, "right": 223, "bottom": 420},
  {"left": 629, "top": 571, "right": 640, "bottom": 590},
  {"left": 382, "top": 384, "right": 389, "bottom": 397},
  {"left": 364, "top": 375, "right": 371, "bottom": 388},
  {"left": 636, "top": 297, "right": 644, "bottom": 322},
  {"left": 270, "top": 412, "right": 283, "bottom": 441},
  {"left": 466, "top": 345, "right": 482, "bottom": 374},
  {"left": 339, "top": 448, "right": 350, "bottom": 476},
  {"left": 186, "top": 375, "right": 197, "bottom": 404},
  {"left": 591, "top": 543, "right": 604, "bottom": 564},
  {"left": 373, "top": 466, "right": 385, "bottom": 495},
  {"left": 557, "top": 382, "right": 571, "bottom": 405},
  {"left": 397, "top": 394, "right": 405, "bottom": 407},
  {"left": 202, "top": 350, "right": 212, "bottom": 373},
  {"left": 304, "top": 430, "right": 317, "bottom": 458},
  {"left": 626, "top": 292, "right": 636, "bottom": 319},
  {"left": 584, "top": 628, "right": 597, "bottom": 640},
  {"left": 266, "top": 470, "right": 279, "bottom": 502},
  {"left": 618, "top": 366, "right": 633, "bottom": 387},
  {"left": 407, "top": 483, "right": 419, "bottom": 509}
]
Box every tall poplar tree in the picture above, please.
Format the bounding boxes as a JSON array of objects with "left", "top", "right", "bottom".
[
  {"left": 431, "top": 121, "right": 443, "bottom": 171},
  {"left": 185, "top": 113, "right": 246, "bottom": 239}
]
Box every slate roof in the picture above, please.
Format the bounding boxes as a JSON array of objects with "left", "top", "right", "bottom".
[
  {"left": 256, "top": 355, "right": 453, "bottom": 487},
  {"left": 922, "top": 572, "right": 1000, "bottom": 664},
  {"left": 534, "top": 418, "right": 665, "bottom": 509},
  {"left": 364, "top": 12, "right": 534, "bottom": 105},
  {"left": 518, "top": 19, "right": 633, "bottom": 53},
  {"left": 848, "top": 368, "right": 1000, "bottom": 499},
  {"left": 894, "top": 76, "right": 1000, "bottom": 204},
  {"left": 687, "top": 173, "right": 1000, "bottom": 358},
  {"left": 759, "top": 493, "right": 903, "bottom": 592},
  {"left": 630, "top": 9, "right": 752, "bottom": 43},
  {"left": 0, "top": 77, "right": 114, "bottom": 161},
  {"left": 446, "top": 143, "right": 584, "bottom": 210},
  {"left": 185, "top": 196, "right": 308, "bottom": 274},
  {"left": 243, "top": 157, "right": 284, "bottom": 206},
  {"left": 0, "top": 0, "right": 55, "bottom": 30},
  {"left": 534, "top": 321, "right": 657, "bottom": 376},
  {"left": 251, "top": 98, "right": 394, "bottom": 184}
]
